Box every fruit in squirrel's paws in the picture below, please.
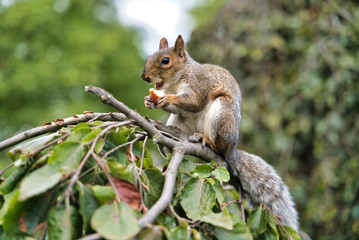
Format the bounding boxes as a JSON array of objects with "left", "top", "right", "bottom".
[{"left": 149, "top": 88, "right": 164, "bottom": 105}]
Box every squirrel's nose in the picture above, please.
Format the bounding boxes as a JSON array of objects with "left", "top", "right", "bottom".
[{"left": 141, "top": 70, "right": 150, "bottom": 83}]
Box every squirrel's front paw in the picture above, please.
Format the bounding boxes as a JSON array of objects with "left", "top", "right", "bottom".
[
  {"left": 144, "top": 96, "right": 157, "bottom": 109},
  {"left": 157, "top": 95, "right": 171, "bottom": 108}
]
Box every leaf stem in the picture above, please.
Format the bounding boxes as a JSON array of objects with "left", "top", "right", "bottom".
[
  {"left": 0, "top": 162, "right": 14, "bottom": 177},
  {"left": 262, "top": 203, "right": 293, "bottom": 240}
]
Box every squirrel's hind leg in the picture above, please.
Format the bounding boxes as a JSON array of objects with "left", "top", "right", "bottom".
[{"left": 212, "top": 97, "right": 241, "bottom": 156}]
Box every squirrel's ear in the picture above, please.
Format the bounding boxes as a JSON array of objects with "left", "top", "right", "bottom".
[
  {"left": 174, "top": 35, "right": 185, "bottom": 57},
  {"left": 159, "top": 38, "right": 168, "bottom": 49}
]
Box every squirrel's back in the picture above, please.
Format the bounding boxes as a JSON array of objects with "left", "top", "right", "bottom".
[{"left": 184, "top": 58, "right": 241, "bottom": 105}]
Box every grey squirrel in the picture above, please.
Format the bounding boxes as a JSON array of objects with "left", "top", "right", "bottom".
[{"left": 141, "top": 35, "right": 300, "bottom": 232}]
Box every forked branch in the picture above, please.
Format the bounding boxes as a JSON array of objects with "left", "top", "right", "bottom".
[{"left": 85, "top": 85, "right": 227, "bottom": 228}]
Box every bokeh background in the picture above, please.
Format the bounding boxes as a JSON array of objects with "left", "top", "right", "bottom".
[{"left": 0, "top": 0, "right": 358, "bottom": 239}]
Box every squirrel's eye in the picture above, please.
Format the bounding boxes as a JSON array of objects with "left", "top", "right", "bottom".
[{"left": 161, "top": 57, "right": 170, "bottom": 65}]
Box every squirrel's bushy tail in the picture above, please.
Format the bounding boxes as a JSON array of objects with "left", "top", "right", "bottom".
[{"left": 227, "top": 150, "right": 299, "bottom": 232}]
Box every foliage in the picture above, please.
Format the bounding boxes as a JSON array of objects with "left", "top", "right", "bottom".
[
  {"left": 0, "top": 120, "right": 300, "bottom": 239},
  {"left": 189, "top": 0, "right": 359, "bottom": 239},
  {"left": 0, "top": 0, "right": 154, "bottom": 142}
]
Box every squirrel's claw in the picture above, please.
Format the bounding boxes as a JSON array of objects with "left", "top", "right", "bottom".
[
  {"left": 157, "top": 96, "right": 170, "bottom": 108},
  {"left": 144, "top": 96, "right": 156, "bottom": 109},
  {"left": 188, "top": 133, "right": 216, "bottom": 151}
]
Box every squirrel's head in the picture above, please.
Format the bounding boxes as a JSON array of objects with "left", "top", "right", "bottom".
[{"left": 141, "top": 35, "right": 187, "bottom": 90}]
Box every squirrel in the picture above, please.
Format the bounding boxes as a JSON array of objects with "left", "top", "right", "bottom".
[{"left": 141, "top": 35, "right": 300, "bottom": 233}]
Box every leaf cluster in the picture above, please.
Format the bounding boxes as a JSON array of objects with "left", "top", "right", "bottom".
[{"left": 0, "top": 119, "right": 300, "bottom": 239}]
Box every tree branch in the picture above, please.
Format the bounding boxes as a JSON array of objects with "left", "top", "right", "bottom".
[
  {"left": 138, "top": 146, "right": 185, "bottom": 228},
  {"left": 0, "top": 112, "right": 127, "bottom": 151}
]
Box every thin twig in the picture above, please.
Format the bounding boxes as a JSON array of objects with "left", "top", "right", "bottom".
[
  {"left": 57, "top": 122, "right": 123, "bottom": 205},
  {"left": 127, "top": 139, "right": 147, "bottom": 209},
  {"left": 139, "top": 136, "right": 148, "bottom": 175},
  {"left": 91, "top": 153, "right": 123, "bottom": 202},
  {"left": 94, "top": 119, "right": 133, "bottom": 130},
  {"left": 262, "top": 203, "right": 293, "bottom": 240},
  {"left": 79, "top": 165, "right": 97, "bottom": 180},
  {"left": 138, "top": 136, "right": 148, "bottom": 208},
  {"left": 86, "top": 113, "right": 112, "bottom": 123},
  {"left": 28, "top": 132, "right": 72, "bottom": 157},
  {"left": 238, "top": 185, "right": 247, "bottom": 224},
  {"left": 102, "top": 133, "right": 144, "bottom": 159},
  {"left": 0, "top": 162, "right": 14, "bottom": 177},
  {"left": 221, "top": 200, "right": 240, "bottom": 207},
  {"left": 169, "top": 205, "right": 197, "bottom": 225}
]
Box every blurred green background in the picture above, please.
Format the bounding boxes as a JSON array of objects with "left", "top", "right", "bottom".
[{"left": 0, "top": 0, "right": 358, "bottom": 239}]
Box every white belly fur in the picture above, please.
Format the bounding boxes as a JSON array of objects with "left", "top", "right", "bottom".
[{"left": 166, "top": 98, "right": 222, "bottom": 143}]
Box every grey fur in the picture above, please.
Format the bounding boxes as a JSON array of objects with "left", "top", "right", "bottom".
[{"left": 229, "top": 150, "right": 299, "bottom": 231}]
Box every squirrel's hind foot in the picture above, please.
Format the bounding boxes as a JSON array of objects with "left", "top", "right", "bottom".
[{"left": 188, "top": 133, "right": 216, "bottom": 151}]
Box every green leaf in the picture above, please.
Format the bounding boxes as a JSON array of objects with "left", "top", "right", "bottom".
[
  {"left": 16, "top": 141, "right": 83, "bottom": 199},
  {"left": 120, "top": 128, "right": 132, "bottom": 138},
  {"left": 192, "top": 228, "right": 201, "bottom": 240},
  {"left": 81, "top": 128, "right": 102, "bottom": 143},
  {"left": 143, "top": 168, "right": 165, "bottom": 208},
  {"left": 213, "top": 167, "right": 230, "bottom": 182},
  {"left": 179, "top": 159, "right": 196, "bottom": 174},
  {"left": 169, "top": 221, "right": 190, "bottom": 240},
  {"left": 0, "top": 157, "right": 37, "bottom": 194},
  {"left": 18, "top": 165, "right": 62, "bottom": 201},
  {"left": 67, "top": 125, "right": 92, "bottom": 142},
  {"left": 109, "top": 131, "right": 128, "bottom": 145},
  {"left": 180, "top": 177, "right": 216, "bottom": 220},
  {"left": 78, "top": 184, "right": 99, "bottom": 233},
  {"left": 8, "top": 132, "right": 61, "bottom": 158},
  {"left": 91, "top": 202, "right": 140, "bottom": 240},
  {"left": 262, "top": 227, "right": 280, "bottom": 240},
  {"left": 214, "top": 213, "right": 253, "bottom": 240},
  {"left": 213, "top": 179, "right": 225, "bottom": 203},
  {"left": 155, "top": 213, "right": 176, "bottom": 230},
  {"left": 137, "top": 157, "right": 153, "bottom": 169},
  {"left": 47, "top": 205, "right": 81, "bottom": 240},
  {"left": 48, "top": 141, "right": 84, "bottom": 171},
  {"left": 103, "top": 140, "right": 128, "bottom": 165},
  {"left": 107, "top": 159, "right": 135, "bottom": 183},
  {"left": 138, "top": 226, "right": 163, "bottom": 240},
  {"left": 91, "top": 185, "right": 115, "bottom": 204},
  {"left": 279, "top": 226, "right": 301, "bottom": 240},
  {"left": 223, "top": 190, "right": 243, "bottom": 218},
  {"left": 2, "top": 191, "right": 27, "bottom": 239},
  {"left": 94, "top": 138, "right": 105, "bottom": 153},
  {"left": 191, "top": 164, "right": 214, "bottom": 178},
  {"left": 266, "top": 211, "right": 280, "bottom": 240},
  {"left": 3, "top": 190, "right": 56, "bottom": 239},
  {"left": 69, "top": 123, "right": 91, "bottom": 133},
  {"left": 0, "top": 191, "right": 17, "bottom": 220},
  {"left": 200, "top": 207, "right": 233, "bottom": 230},
  {"left": 248, "top": 206, "right": 267, "bottom": 237}
]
